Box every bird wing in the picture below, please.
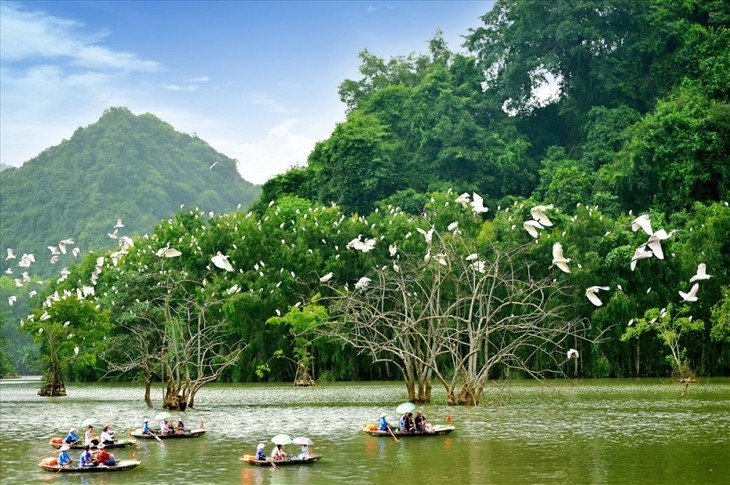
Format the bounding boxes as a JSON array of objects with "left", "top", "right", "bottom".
[
  {"left": 631, "top": 215, "right": 653, "bottom": 235},
  {"left": 646, "top": 238, "right": 664, "bottom": 260},
  {"left": 555, "top": 261, "right": 571, "bottom": 274},
  {"left": 552, "top": 243, "right": 564, "bottom": 261},
  {"left": 585, "top": 289, "right": 603, "bottom": 306}
]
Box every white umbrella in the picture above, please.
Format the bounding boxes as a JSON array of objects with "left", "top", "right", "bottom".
[
  {"left": 154, "top": 411, "right": 172, "bottom": 421},
  {"left": 292, "top": 436, "right": 313, "bottom": 446},
  {"left": 271, "top": 434, "right": 292, "bottom": 445}
]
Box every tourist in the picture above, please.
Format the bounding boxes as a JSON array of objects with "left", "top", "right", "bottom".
[
  {"left": 64, "top": 427, "right": 79, "bottom": 445},
  {"left": 400, "top": 412, "right": 415, "bottom": 433},
  {"left": 160, "top": 419, "right": 171, "bottom": 435},
  {"left": 84, "top": 425, "right": 98, "bottom": 446},
  {"left": 415, "top": 409, "right": 426, "bottom": 432},
  {"left": 297, "top": 444, "right": 311, "bottom": 459},
  {"left": 80, "top": 445, "right": 95, "bottom": 467},
  {"left": 271, "top": 444, "right": 287, "bottom": 461},
  {"left": 255, "top": 443, "right": 266, "bottom": 461},
  {"left": 94, "top": 443, "right": 116, "bottom": 466},
  {"left": 176, "top": 418, "right": 185, "bottom": 434},
  {"left": 58, "top": 444, "right": 73, "bottom": 466},
  {"left": 100, "top": 425, "right": 115, "bottom": 445}
]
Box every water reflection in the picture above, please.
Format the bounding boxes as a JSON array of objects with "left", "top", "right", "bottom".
[{"left": 1, "top": 379, "right": 729, "bottom": 484}]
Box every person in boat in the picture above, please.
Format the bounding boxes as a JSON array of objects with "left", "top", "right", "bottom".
[
  {"left": 84, "top": 425, "right": 99, "bottom": 446},
  {"left": 400, "top": 412, "right": 415, "bottom": 433},
  {"left": 64, "top": 427, "right": 80, "bottom": 445},
  {"left": 175, "top": 418, "right": 185, "bottom": 434},
  {"left": 93, "top": 443, "right": 116, "bottom": 466},
  {"left": 80, "top": 445, "right": 95, "bottom": 467},
  {"left": 271, "top": 444, "right": 288, "bottom": 461},
  {"left": 414, "top": 409, "right": 426, "bottom": 432},
  {"left": 255, "top": 443, "right": 266, "bottom": 461},
  {"left": 297, "top": 444, "right": 311, "bottom": 460},
  {"left": 100, "top": 425, "right": 115, "bottom": 445},
  {"left": 142, "top": 418, "right": 151, "bottom": 435},
  {"left": 160, "top": 419, "right": 171, "bottom": 435},
  {"left": 378, "top": 412, "right": 389, "bottom": 431},
  {"left": 58, "top": 444, "right": 73, "bottom": 466}
]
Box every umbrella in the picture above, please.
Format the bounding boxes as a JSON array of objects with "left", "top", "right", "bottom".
[
  {"left": 80, "top": 417, "right": 98, "bottom": 427},
  {"left": 396, "top": 402, "right": 417, "bottom": 414},
  {"left": 154, "top": 411, "right": 172, "bottom": 421},
  {"left": 271, "top": 434, "right": 292, "bottom": 446},
  {"left": 292, "top": 436, "right": 314, "bottom": 446}
]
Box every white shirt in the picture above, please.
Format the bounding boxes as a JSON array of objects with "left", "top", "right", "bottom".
[
  {"left": 271, "top": 446, "right": 286, "bottom": 459},
  {"left": 101, "top": 430, "right": 114, "bottom": 442}
]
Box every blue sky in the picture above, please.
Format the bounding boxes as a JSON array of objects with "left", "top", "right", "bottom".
[{"left": 1, "top": 1, "right": 494, "bottom": 184}]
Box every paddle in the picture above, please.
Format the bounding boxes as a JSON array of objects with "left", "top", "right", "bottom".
[{"left": 386, "top": 425, "right": 399, "bottom": 443}]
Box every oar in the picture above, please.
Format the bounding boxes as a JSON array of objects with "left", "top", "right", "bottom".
[{"left": 386, "top": 425, "right": 399, "bottom": 443}]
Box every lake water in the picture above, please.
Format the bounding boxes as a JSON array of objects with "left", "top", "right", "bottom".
[{"left": 1, "top": 378, "right": 728, "bottom": 484}]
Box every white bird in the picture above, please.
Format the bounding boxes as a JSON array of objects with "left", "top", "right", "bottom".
[
  {"left": 40, "top": 311, "right": 51, "bottom": 321},
  {"left": 631, "top": 214, "right": 653, "bottom": 236},
  {"left": 114, "top": 218, "right": 124, "bottom": 229},
  {"left": 319, "top": 272, "right": 334, "bottom": 283},
  {"left": 645, "top": 229, "right": 674, "bottom": 260},
  {"left": 5, "top": 248, "right": 16, "bottom": 260},
  {"left": 48, "top": 246, "right": 60, "bottom": 255},
  {"left": 29, "top": 290, "right": 38, "bottom": 298},
  {"left": 567, "top": 348, "right": 579, "bottom": 360},
  {"left": 119, "top": 236, "right": 134, "bottom": 250},
  {"left": 8, "top": 296, "right": 16, "bottom": 306},
  {"left": 630, "top": 245, "right": 653, "bottom": 271},
  {"left": 18, "top": 253, "right": 35, "bottom": 267},
  {"left": 679, "top": 283, "right": 699, "bottom": 302},
  {"left": 355, "top": 276, "right": 372, "bottom": 290},
  {"left": 552, "top": 243, "right": 571, "bottom": 273},
  {"left": 72, "top": 247, "right": 80, "bottom": 257},
  {"left": 226, "top": 285, "right": 240, "bottom": 295},
  {"left": 58, "top": 238, "right": 74, "bottom": 254},
  {"left": 108, "top": 229, "right": 119, "bottom": 239},
  {"left": 74, "top": 346, "right": 80, "bottom": 356},
  {"left": 211, "top": 252, "right": 234, "bottom": 272},
  {"left": 447, "top": 221, "right": 459, "bottom": 232},
  {"left": 388, "top": 245, "right": 398, "bottom": 257},
  {"left": 455, "top": 192, "right": 471, "bottom": 208},
  {"left": 585, "top": 286, "right": 610, "bottom": 306},
  {"left": 435, "top": 253, "right": 448, "bottom": 266},
  {"left": 471, "top": 193, "right": 489, "bottom": 214},
  {"left": 209, "top": 161, "right": 219, "bottom": 170},
  {"left": 689, "top": 263, "right": 712, "bottom": 283},
  {"left": 470, "top": 260, "right": 486, "bottom": 274},
  {"left": 523, "top": 220, "right": 544, "bottom": 238},
  {"left": 154, "top": 247, "right": 180, "bottom": 258},
  {"left": 466, "top": 253, "right": 479, "bottom": 261},
  {"left": 530, "top": 205, "right": 554, "bottom": 227},
  {"left": 416, "top": 226, "right": 435, "bottom": 245}
]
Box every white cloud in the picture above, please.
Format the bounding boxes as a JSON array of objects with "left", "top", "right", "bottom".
[
  {"left": 249, "top": 94, "right": 294, "bottom": 115},
  {"left": 164, "top": 84, "right": 199, "bottom": 92}
]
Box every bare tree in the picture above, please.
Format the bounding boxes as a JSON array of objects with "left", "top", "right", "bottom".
[{"left": 321, "top": 234, "right": 593, "bottom": 405}]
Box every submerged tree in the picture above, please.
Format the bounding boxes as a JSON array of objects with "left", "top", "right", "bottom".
[{"left": 321, "top": 231, "right": 592, "bottom": 405}]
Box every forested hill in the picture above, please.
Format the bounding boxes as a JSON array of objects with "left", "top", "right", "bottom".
[
  {"left": 256, "top": 0, "right": 729, "bottom": 217},
  {"left": 0, "top": 107, "right": 261, "bottom": 277}
]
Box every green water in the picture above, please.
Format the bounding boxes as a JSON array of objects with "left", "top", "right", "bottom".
[{"left": 1, "top": 378, "right": 728, "bottom": 484}]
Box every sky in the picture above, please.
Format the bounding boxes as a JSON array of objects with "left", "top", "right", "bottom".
[{"left": 0, "top": 1, "right": 494, "bottom": 185}]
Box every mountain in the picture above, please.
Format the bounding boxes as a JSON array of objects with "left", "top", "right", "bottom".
[
  {"left": 0, "top": 107, "right": 261, "bottom": 277},
  {"left": 0, "top": 163, "right": 12, "bottom": 172}
]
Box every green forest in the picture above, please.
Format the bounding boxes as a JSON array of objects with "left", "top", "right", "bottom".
[{"left": 1, "top": 0, "right": 728, "bottom": 405}]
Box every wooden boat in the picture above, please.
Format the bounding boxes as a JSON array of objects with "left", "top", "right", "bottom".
[
  {"left": 48, "top": 437, "right": 136, "bottom": 449},
  {"left": 240, "top": 454, "right": 322, "bottom": 466},
  {"left": 362, "top": 423, "right": 455, "bottom": 437},
  {"left": 130, "top": 428, "right": 206, "bottom": 439},
  {"left": 38, "top": 458, "right": 141, "bottom": 473}
]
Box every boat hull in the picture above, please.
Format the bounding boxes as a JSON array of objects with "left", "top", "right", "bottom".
[
  {"left": 362, "top": 424, "right": 455, "bottom": 437},
  {"left": 130, "top": 428, "right": 206, "bottom": 439},
  {"left": 48, "top": 438, "right": 136, "bottom": 449},
  {"left": 38, "top": 459, "right": 141, "bottom": 473},
  {"left": 240, "top": 455, "right": 322, "bottom": 466}
]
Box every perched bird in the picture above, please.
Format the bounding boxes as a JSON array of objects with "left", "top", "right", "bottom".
[
  {"left": 567, "top": 348, "right": 579, "bottom": 360},
  {"left": 552, "top": 243, "right": 571, "bottom": 273},
  {"left": 211, "top": 252, "right": 234, "bottom": 272},
  {"left": 530, "top": 205, "right": 554, "bottom": 227},
  {"left": 319, "top": 272, "right": 334, "bottom": 283},
  {"left": 447, "top": 221, "right": 459, "bottom": 232},
  {"left": 523, "top": 220, "right": 544, "bottom": 238},
  {"left": 679, "top": 283, "right": 699, "bottom": 302},
  {"left": 466, "top": 253, "right": 479, "bottom": 261},
  {"left": 355, "top": 276, "right": 372, "bottom": 290},
  {"left": 689, "top": 263, "right": 712, "bottom": 283},
  {"left": 8, "top": 296, "right": 16, "bottom": 306},
  {"left": 5, "top": 248, "right": 16, "bottom": 260},
  {"left": 585, "top": 286, "right": 610, "bottom": 307},
  {"left": 388, "top": 245, "right": 398, "bottom": 257}
]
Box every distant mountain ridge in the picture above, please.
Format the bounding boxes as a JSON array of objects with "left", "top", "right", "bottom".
[{"left": 0, "top": 107, "right": 261, "bottom": 277}]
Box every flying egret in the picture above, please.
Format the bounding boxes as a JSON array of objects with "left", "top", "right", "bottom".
[
  {"left": 114, "top": 219, "right": 124, "bottom": 229},
  {"left": 58, "top": 238, "right": 74, "bottom": 254},
  {"left": 108, "top": 229, "right": 119, "bottom": 239},
  {"left": 585, "top": 286, "right": 610, "bottom": 306},
  {"left": 689, "top": 263, "right": 712, "bottom": 283},
  {"left": 319, "top": 272, "right": 333, "bottom": 283},
  {"left": 645, "top": 229, "right": 674, "bottom": 260},
  {"left": 567, "top": 348, "right": 579, "bottom": 360},
  {"left": 523, "top": 220, "right": 544, "bottom": 238},
  {"left": 455, "top": 192, "right": 471, "bottom": 208},
  {"left": 416, "top": 226, "right": 435, "bottom": 245},
  {"left": 630, "top": 245, "right": 653, "bottom": 271},
  {"left": 8, "top": 296, "right": 16, "bottom": 306},
  {"left": 552, "top": 243, "right": 571, "bottom": 273},
  {"left": 631, "top": 214, "right": 653, "bottom": 235},
  {"left": 48, "top": 246, "right": 60, "bottom": 255},
  {"left": 72, "top": 247, "right": 80, "bottom": 257},
  {"left": 679, "top": 283, "right": 699, "bottom": 302},
  {"left": 530, "top": 204, "right": 554, "bottom": 227},
  {"left": 471, "top": 193, "right": 489, "bottom": 214},
  {"left": 211, "top": 252, "right": 234, "bottom": 272}
]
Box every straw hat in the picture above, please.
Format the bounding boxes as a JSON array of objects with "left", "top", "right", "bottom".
[
  {"left": 69, "top": 427, "right": 76, "bottom": 432},
  {"left": 144, "top": 418, "right": 149, "bottom": 422},
  {"left": 60, "top": 444, "right": 70, "bottom": 451},
  {"left": 257, "top": 443, "right": 265, "bottom": 450},
  {"left": 98, "top": 443, "right": 105, "bottom": 449},
  {"left": 380, "top": 412, "right": 388, "bottom": 418}
]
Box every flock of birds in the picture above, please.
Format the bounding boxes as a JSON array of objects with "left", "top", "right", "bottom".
[{"left": 2, "top": 189, "right": 717, "bottom": 366}]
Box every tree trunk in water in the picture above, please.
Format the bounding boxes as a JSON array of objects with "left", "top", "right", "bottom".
[
  {"left": 457, "top": 382, "right": 482, "bottom": 406},
  {"left": 416, "top": 377, "right": 432, "bottom": 403},
  {"left": 144, "top": 376, "right": 152, "bottom": 408},
  {"left": 38, "top": 362, "right": 66, "bottom": 397},
  {"left": 405, "top": 379, "right": 416, "bottom": 402}
]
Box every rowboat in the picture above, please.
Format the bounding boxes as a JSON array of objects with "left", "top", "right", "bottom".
[
  {"left": 38, "top": 458, "right": 141, "bottom": 473},
  {"left": 130, "top": 428, "right": 206, "bottom": 439},
  {"left": 240, "top": 454, "right": 322, "bottom": 466},
  {"left": 48, "top": 437, "right": 136, "bottom": 449},
  {"left": 362, "top": 424, "right": 455, "bottom": 437}
]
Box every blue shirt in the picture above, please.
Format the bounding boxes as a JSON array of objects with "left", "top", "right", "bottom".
[
  {"left": 142, "top": 422, "right": 150, "bottom": 434},
  {"left": 64, "top": 432, "right": 79, "bottom": 444},
  {"left": 378, "top": 416, "right": 388, "bottom": 431},
  {"left": 255, "top": 449, "right": 266, "bottom": 460},
  {"left": 80, "top": 451, "right": 94, "bottom": 467},
  {"left": 58, "top": 451, "right": 72, "bottom": 466}
]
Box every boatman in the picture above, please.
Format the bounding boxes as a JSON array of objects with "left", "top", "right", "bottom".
[
  {"left": 255, "top": 443, "right": 266, "bottom": 461},
  {"left": 142, "top": 418, "right": 151, "bottom": 435},
  {"left": 64, "top": 427, "right": 80, "bottom": 445},
  {"left": 58, "top": 444, "right": 73, "bottom": 467},
  {"left": 378, "top": 412, "right": 389, "bottom": 431}
]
